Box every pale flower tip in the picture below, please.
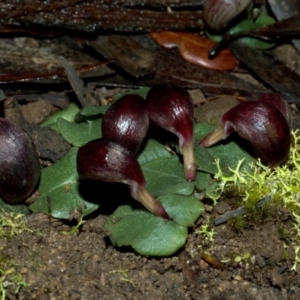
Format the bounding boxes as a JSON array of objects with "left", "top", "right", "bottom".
[
  {"left": 184, "top": 164, "right": 197, "bottom": 182},
  {"left": 199, "top": 127, "right": 224, "bottom": 148},
  {"left": 182, "top": 143, "right": 197, "bottom": 182},
  {"left": 136, "top": 187, "right": 170, "bottom": 219}
]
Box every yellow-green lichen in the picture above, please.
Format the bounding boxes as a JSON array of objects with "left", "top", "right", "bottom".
[{"left": 214, "top": 130, "right": 300, "bottom": 270}]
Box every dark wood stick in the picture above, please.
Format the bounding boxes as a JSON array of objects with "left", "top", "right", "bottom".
[{"left": 0, "top": 0, "right": 204, "bottom": 32}]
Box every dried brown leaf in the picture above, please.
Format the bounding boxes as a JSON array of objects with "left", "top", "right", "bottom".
[
  {"left": 150, "top": 31, "right": 239, "bottom": 71},
  {"left": 201, "top": 253, "right": 225, "bottom": 270}
]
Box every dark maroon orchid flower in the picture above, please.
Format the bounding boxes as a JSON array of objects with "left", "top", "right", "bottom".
[
  {"left": 200, "top": 94, "right": 291, "bottom": 167},
  {"left": 0, "top": 118, "right": 40, "bottom": 203},
  {"left": 146, "top": 84, "right": 197, "bottom": 181},
  {"left": 102, "top": 94, "right": 149, "bottom": 155},
  {"left": 77, "top": 138, "right": 169, "bottom": 219}
]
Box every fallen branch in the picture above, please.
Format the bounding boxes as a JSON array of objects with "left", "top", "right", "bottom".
[{"left": 0, "top": 0, "right": 204, "bottom": 32}]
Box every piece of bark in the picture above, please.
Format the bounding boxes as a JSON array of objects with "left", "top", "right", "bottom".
[
  {"left": 58, "top": 56, "right": 88, "bottom": 107},
  {"left": 0, "top": 36, "right": 112, "bottom": 84},
  {"left": 149, "top": 49, "right": 267, "bottom": 99},
  {"left": 230, "top": 41, "right": 300, "bottom": 106},
  {"left": 87, "top": 34, "right": 267, "bottom": 99},
  {"left": 268, "top": 0, "right": 300, "bottom": 21},
  {"left": 0, "top": 1, "right": 204, "bottom": 32},
  {"left": 13, "top": 93, "right": 71, "bottom": 109},
  {"left": 96, "top": 49, "right": 268, "bottom": 100},
  {"left": 89, "top": 35, "right": 156, "bottom": 77},
  {"left": 268, "top": 0, "right": 300, "bottom": 51}
]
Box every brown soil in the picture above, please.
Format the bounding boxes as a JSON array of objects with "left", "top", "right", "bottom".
[{"left": 2, "top": 200, "right": 299, "bottom": 300}]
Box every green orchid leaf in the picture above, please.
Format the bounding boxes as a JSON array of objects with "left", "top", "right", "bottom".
[
  {"left": 228, "top": 16, "right": 275, "bottom": 35},
  {"left": 228, "top": 16, "right": 276, "bottom": 50},
  {"left": 40, "top": 103, "right": 80, "bottom": 132},
  {"left": 113, "top": 87, "right": 150, "bottom": 101},
  {"left": 229, "top": 17, "right": 275, "bottom": 50},
  {"left": 206, "top": 14, "right": 276, "bottom": 50},
  {"left": 76, "top": 104, "right": 111, "bottom": 118},
  {"left": 194, "top": 171, "right": 219, "bottom": 196},
  {"left": 104, "top": 205, "right": 187, "bottom": 256},
  {"left": 195, "top": 146, "right": 216, "bottom": 173},
  {"left": 0, "top": 198, "right": 30, "bottom": 215},
  {"left": 194, "top": 123, "right": 254, "bottom": 175},
  {"left": 138, "top": 138, "right": 173, "bottom": 165},
  {"left": 159, "top": 193, "right": 203, "bottom": 227},
  {"left": 194, "top": 123, "right": 218, "bottom": 173},
  {"left": 194, "top": 171, "right": 212, "bottom": 191},
  {"left": 57, "top": 118, "right": 102, "bottom": 147},
  {"left": 142, "top": 156, "right": 219, "bottom": 199},
  {"left": 254, "top": 15, "right": 275, "bottom": 26},
  {"left": 104, "top": 192, "right": 204, "bottom": 256},
  {"left": 29, "top": 147, "right": 99, "bottom": 219},
  {"left": 205, "top": 30, "right": 223, "bottom": 43},
  {"left": 141, "top": 156, "right": 195, "bottom": 196},
  {"left": 200, "top": 139, "right": 254, "bottom": 175},
  {"left": 139, "top": 136, "right": 216, "bottom": 197},
  {"left": 204, "top": 178, "right": 222, "bottom": 201}
]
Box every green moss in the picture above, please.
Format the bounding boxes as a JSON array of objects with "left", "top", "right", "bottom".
[
  {"left": 110, "top": 268, "right": 137, "bottom": 287},
  {"left": 278, "top": 226, "right": 293, "bottom": 245},
  {"left": 0, "top": 209, "right": 31, "bottom": 298},
  {"left": 0, "top": 256, "right": 28, "bottom": 300},
  {"left": 0, "top": 208, "right": 32, "bottom": 239},
  {"left": 64, "top": 214, "right": 85, "bottom": 235},
  {"left": 228, "top": 215, "right": 247, "bottom": 233},
  {"left": 195, "top": 219, "right": 216, "bottom": 243},
  {"left": 214, "top": 130, "right": 300, "bottom": 270}
]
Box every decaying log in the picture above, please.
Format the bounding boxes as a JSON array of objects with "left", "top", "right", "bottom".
[{"left": 0, "top": 0, "right": 204, "bottom": 32}]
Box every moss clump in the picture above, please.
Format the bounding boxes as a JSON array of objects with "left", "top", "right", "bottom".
[
  {"left": 0, "top": 208, "right": 32, "bottom": 239},
  {"left": 196, "top": 219, "right": 216, "bottom": 243},
  {"left": 214, "top": 130, "right": 300, "bottom": 270},
  {"left": 0, "top": 256, "right": 28, "bottom": 299},
  {"left": 0, "top": 209, "right": 32, "bottom": 298}
]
